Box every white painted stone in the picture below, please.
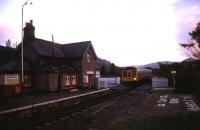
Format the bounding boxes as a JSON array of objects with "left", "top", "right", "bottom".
[
  {"left": 157, "top": 104, "right": 166, "bottom": 107},
  {"left": 169, "top": 98, "right": 179, "bottom": 104},
  {"left": 160, "top": 95, "right": 168, "bottom": 99},
  {"left": 183, "top": 96, "right": 200, "bottom": 112},
  {"left": 157, "top": 99, "right": 167, "bottom": 103}
]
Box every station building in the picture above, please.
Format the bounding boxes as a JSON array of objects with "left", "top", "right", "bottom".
[{"left": 0, "top": 20, "right": 99, "bottom": 97}]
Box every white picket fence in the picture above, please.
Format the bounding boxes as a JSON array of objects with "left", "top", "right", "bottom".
[
  {"left": 152, "top": 77, "right": 168, "bottom": 88},
  {"left": 96, "top": 77, "right": 121, "bottom": 89}
]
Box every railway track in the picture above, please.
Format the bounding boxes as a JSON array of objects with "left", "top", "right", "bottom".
[{"left": 0, "top": 84, "right": 151, "bottom": 130}]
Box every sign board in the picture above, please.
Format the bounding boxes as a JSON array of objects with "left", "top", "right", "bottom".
[
  {"left": 96, "top": 71, "right": 100, "bottom": 78},
  {"left": 4, "top": 74, "right": 19, "bottom": 85},
  {"left": 86, "top": 71, "right": 94, "bottom": 74}
]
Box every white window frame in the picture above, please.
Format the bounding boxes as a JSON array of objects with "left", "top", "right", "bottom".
[
  {"left": 65, "top": 75, "right": 70, "bottom": 86},
  {"left": 83, "top": 75, "right": 89, "bottom": 83},
  {"left": 71, "top": 75, "right": 77, "bottom": 85}
]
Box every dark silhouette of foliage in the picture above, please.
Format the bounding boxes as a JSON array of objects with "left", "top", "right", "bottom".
[
  {"left": 156, "top": 60, "right": 200, "bottom": 93},
  {"left": 100, "top": 63, "right": 122, "bottom": 77},
  {"left": 0, "top": 45, "right": 17, "bottom": 64},
  {"left": 109, "top": 63, "right": 122, "bottom": 77},
  {"left": 5, "top": 39, "right": 11, "bottom": 47},
  {"left": 100, "top": 65, "right": 108, "bottom": 77},
  {"left": 189, "top": 22, "right": 200, "bottom": 47},
  {"left": 180, "top": 20, "right": 200, "bottom": 59}
]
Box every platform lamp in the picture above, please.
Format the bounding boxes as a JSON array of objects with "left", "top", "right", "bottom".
[{"left": 21, "top": 0, "right": 32, "bottom": 92}]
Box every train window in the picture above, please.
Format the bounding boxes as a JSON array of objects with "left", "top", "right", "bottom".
[
  {"left": 132, "top": 70, "right": 136, "bottom": 75},
  {"left": 128, "top": 71, "right": 132, "bottom": 77},
  {"left": 123, "top": 71, "right": 127, "bottom": 77}
]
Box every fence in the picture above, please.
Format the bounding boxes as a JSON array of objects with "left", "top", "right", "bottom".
[
  {"left": 152, "top": 77, "right": 168, "bottom": 89},
  {"left": 96, "top": 77, "right": 121, "bottom": 89}
]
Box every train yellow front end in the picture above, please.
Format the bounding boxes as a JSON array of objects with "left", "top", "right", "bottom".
[
  {"left": 121, "top": 66, "right": 152, "bottom": 85},
  {"left": 121, "top": 67, "right": 138, "bottom": 83}
]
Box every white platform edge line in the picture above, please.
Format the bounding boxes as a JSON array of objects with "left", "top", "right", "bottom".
[{"left": 0, "top": 88, "right": 110, "bottom": 115}]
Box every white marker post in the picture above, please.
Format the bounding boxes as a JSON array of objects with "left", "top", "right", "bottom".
[{"left": 171, "top": 70, "right": 176, "bottom": 88}]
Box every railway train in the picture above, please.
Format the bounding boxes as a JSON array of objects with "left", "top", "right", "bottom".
[{"left": 121, "top": 66, "right": 152, "bottom": 85}]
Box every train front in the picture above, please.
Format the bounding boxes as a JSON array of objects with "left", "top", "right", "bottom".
[{"left": 121, "top": 67, "right": 138, "bottom": 84}]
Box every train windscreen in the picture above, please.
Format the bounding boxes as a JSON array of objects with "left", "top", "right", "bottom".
[{"left": 122, "top": 71, "right": 127, "bottom": 77}]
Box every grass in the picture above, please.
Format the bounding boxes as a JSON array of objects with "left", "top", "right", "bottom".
[{"left": 106, "top": 113, "right": 200, "bottom": 130}]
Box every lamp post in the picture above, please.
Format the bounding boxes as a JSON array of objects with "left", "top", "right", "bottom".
[{"left": 21, "top": 0, "right": 32, "bottom": 91}]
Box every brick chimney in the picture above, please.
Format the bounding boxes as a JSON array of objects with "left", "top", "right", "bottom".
[{"left": 23, "top": 20, "right": 35, "bottom": 41}]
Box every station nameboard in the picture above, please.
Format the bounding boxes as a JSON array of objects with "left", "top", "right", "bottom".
[{"left": 4, "top": 74, "right": 19, "bottom": 85}]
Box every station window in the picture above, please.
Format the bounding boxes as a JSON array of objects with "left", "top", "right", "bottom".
[
  {"left": 65, "top": 75, "right": 70, "bottom": 86},
  {"left": 71, "top": 75, "right": 77, "bottom": 85},
  {"left": 87, "top": 54, "right": 90, "bottom": 62}
]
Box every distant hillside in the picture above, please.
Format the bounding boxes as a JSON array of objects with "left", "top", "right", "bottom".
[
  {"left": 181, "top": 58, "right": 197, "bottom": 63},
  {"left": 138, "top": 61, "right": 173, "bottom": 69}
]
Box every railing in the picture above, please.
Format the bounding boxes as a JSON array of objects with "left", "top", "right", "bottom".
[
  {"left": 96, "top": 77, "right": 121, "bottom": 89},
  {"left": 152, "top": 77, "right": 168, "bottom": 88}
]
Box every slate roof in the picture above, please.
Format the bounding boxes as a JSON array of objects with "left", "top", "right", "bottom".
[
  {"left": 62, "top": 41, "right": 96, "bottom": 59},
  {"left": 27, "top": 39, "right": 97, "bottom": 59},
  {"left": 35, "top": 64, "right": 75, "bottom": 73},
  {"left": 0, "top": 58, "right": 76, "bottom": 73},
  {"left": 0, "top": 39, "right": 97, "bottom": 73},
  {"left": 0, "top": 45, "right": 17, "bottom": 64},
  {"left": 28, "top": 38, "right": 64, "bottom": 58},
  {"left": 0, "top": 59, "right": 32, "bottom": 74}
]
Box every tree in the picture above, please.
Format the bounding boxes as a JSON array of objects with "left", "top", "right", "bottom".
[
  {"left": 190, "top": 22, "right": 200, "bottom": 47},
  {"left": 109, "top": 63, "right": 116, "bottom": 76},
  {"left": 100, "top": 65, "right": 108, "bottom": 77},
  {"left": 5, "top": 39, "right": 11, "bottom": 47},
  {"left": 180, "top": 21, "right": 200, "bottom": 59}
]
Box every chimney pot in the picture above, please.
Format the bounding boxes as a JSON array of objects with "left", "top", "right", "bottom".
[{"left": 23, "top": 20, "right": 35, "bottom": 41}]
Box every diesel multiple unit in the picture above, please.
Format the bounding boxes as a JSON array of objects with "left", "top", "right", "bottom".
[{"left": 121, "top": 66, "right": 152, "bottom": 84}]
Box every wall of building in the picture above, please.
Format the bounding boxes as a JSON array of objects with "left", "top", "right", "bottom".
[
  {"left": 32, "top": 74, "right": 48, "bottom": 92},
  {"left": 0, "top": 74, "right": 5, "bottom": 85},
  {"left": 48, "top": 73, "right": 60, "bottom": 92},
  {"left": 82, "top": 47, "right": 96, "bottom": 88},
  {"left": 0, "top": 74, "right": 20, "bottom": 97}
]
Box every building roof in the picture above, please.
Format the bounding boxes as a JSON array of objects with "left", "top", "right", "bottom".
[
  {"left": 0, "top": 45, "right": 17, "bottom": 65},
  {"left": 27, "top": 39, "right": 97, "bottom": 59},
  {"left": 28, "top": 38, "right": 64, "bottom": 58},
  {"left": 0, "top": 59, "right": 32, "bottom": 74},
  {"left": 0, "top": 58, "right": 76, "bottom": 74},
  {"left": 34, "top": 63, "right": 75, "bottom": 73},
  {"left": 62, "top": 41, "right": 97, "bottom": 59}
]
